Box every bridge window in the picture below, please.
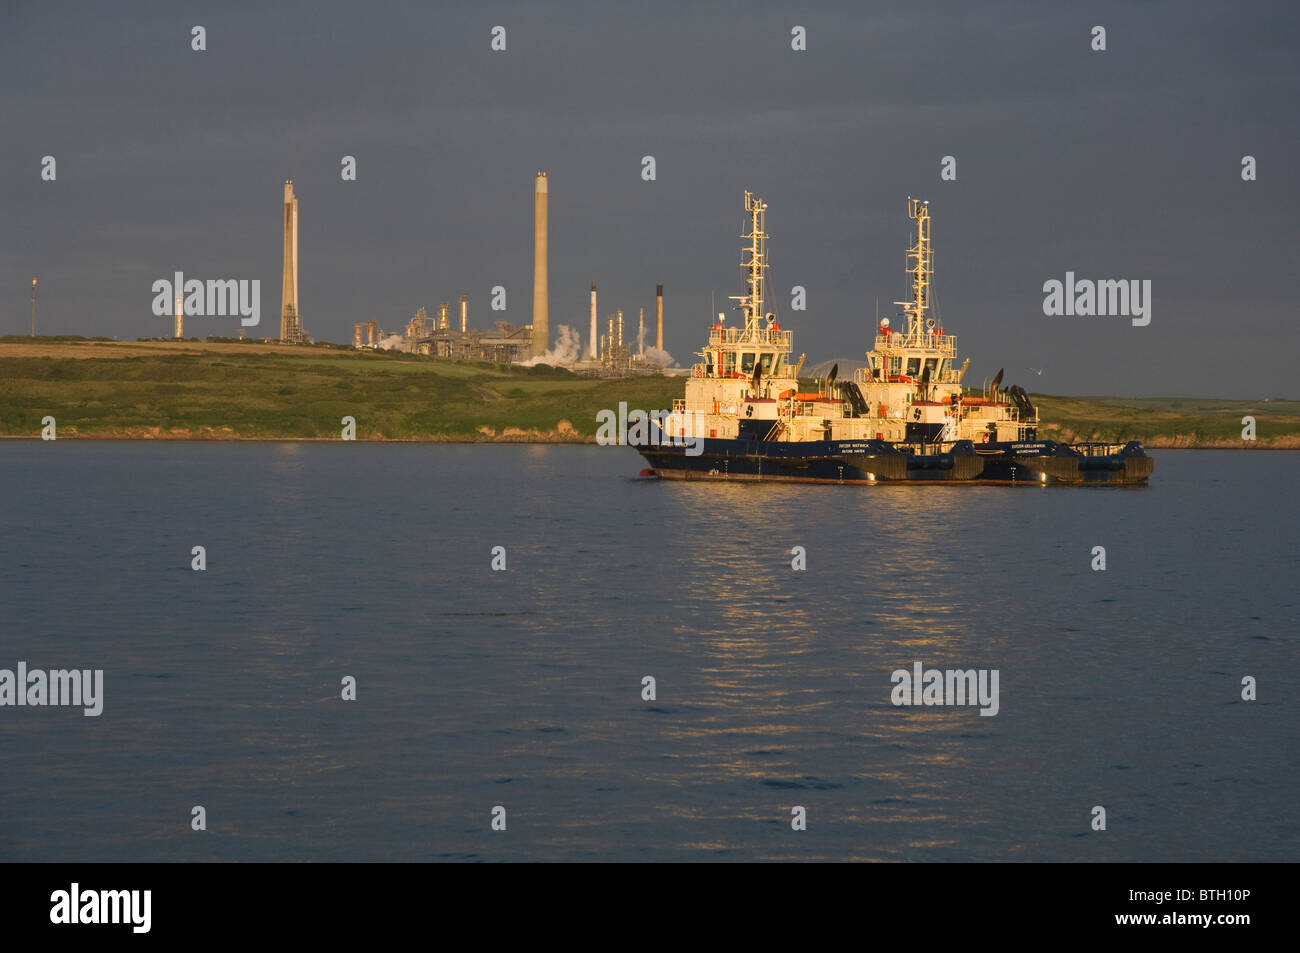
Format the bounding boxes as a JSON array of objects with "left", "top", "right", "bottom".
[
  {"left": 906, "top": 358, "right": 920, "bottom": 376},
  {"left": 923, "top": 358, "right": 938, "bottom": 377},
  {"left": 741, "top": 352, "right": 756, "bottom": 374}
]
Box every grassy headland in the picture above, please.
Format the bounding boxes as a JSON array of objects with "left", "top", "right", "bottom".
[{"left": 1, "top": 338, "right": 1295, "bottom": 447}]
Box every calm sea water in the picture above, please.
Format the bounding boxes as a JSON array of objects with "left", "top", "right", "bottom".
[{"left": 0, "top": 443, "right": 1295, "bottom": 862}]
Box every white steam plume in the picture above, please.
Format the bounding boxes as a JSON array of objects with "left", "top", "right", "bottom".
[
  {"left": 643, "top": 345, "right": 675, "bottom": 368},
  {"left": 519, "top": 324, "right": 583, "bottom": 367}
]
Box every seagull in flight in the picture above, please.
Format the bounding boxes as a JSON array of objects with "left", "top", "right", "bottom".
[{"left": 1028, "top": 367, "right": 1044, "bottom": 376}]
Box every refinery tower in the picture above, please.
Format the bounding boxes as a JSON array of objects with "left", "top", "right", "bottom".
[
  {"left": 531, "top": 172, "right": 548, "bottom": 357},
  {"left": 280, "top": 180, "right": 305, "bottom": 343}
]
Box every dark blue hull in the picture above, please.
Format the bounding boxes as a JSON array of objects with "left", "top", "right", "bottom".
[{"left": 634, "top": 435, "right": 1152, "bottom": 485}]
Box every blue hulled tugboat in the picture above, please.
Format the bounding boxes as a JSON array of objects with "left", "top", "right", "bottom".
[{"left": 634, "top": 193, "right": 1152, "bottom": 485}]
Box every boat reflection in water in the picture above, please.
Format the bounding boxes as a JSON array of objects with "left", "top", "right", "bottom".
[{"left": 615, "top": 481, "right": 1024, "bottom": 859}]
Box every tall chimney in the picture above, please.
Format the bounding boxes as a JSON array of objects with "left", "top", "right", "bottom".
[
  {"left": 656, "top": 284, "right": 663, "bottom": 351},
  {"left": 280, "top": 180, "right": 300, "bottom": 342},
  {"left": 459, "top": 294, "right": 469, "bottom": 334},
  {"left": 589, "top": 283, "right": 597, "bottom": 359},
  {"left": 638, "top": 308, "right": 644, "bottom": 357},
  {"left": 438, "top": 302, "right": 450, "bottom": 330},
  {"left": 531, "top": 172, "right": 549, "bottom": 356},
  {"left": 616, "top": 309, "right": 623, "bottom": 349},
  {"left": 174, "top": 290, "right": 184, "bottom": 339}
]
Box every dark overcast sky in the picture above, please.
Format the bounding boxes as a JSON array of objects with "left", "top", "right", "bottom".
[{"left": 3, "top": 0, "right": 1297, "bottom": 397}]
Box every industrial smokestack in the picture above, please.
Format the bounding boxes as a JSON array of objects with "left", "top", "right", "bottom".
[
  {"left": 589, "top": 283, "right": 597, "bottom": 359},
  {"left": 280, "top": 180, "right": 301, "bottom": 342},
  {"left": 438, "top": 302, "right": 450, "bottom": 330},
  {"left": 638, "top": 308, "right": 644, "bottom": 357},
  {"left": 367, "top": 318, "right": 377, "bottom": 347},
  {"left": 616, "top": 309, "right": 623, "bottom": 349},
  {"left": 656, "top": 284, "right": 663, "bottom": 351},
  {"left": 353, "top": 323, "right": 363, "bottom": 348},
  {"left": 174, "top": 290, "right": 184, "bottom": 339},
  {"left": 531, "top": 172, "right": 549, "bottom": 356},
  {"left": 459, "top": 294, "right": 468, "bottom": 334}
]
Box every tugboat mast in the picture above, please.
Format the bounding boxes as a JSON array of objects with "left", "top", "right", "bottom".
[
  {"left": 895, "top": 197, "right": 933, "bottom": 342},
  {"left": 731, "top": 191, "right": 768, "bottom": 330}
]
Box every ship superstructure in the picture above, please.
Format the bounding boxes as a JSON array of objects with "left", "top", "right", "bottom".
[
  {"left": 662, "top": 193, "right": 804, "bottom": 443},
  {"left": 852, "top": 198, "right": 1037, "bottom": 447}
]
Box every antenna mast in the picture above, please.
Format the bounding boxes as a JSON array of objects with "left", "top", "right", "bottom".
[
  {"left": 894, "top": 197, "right": 932, "bottom": 341},
  {"left": 731, "top": 191, "right": 767, "bottom": 330}
]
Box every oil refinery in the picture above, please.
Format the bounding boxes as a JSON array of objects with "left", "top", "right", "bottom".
[{"left": 339, "top": 171, "right": 676, "bottom": 376}]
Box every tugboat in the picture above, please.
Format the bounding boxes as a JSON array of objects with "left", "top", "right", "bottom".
[{"left": 634, "top": 193, "right": 1152, "bottom": 485}]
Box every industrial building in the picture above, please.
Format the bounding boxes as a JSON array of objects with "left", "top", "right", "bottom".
[
  {"left": 355, "top": 295, "right": 532, "bottom": 363},
  {"left": 578, "top": 282, "right": 670, "bottom": 376}
]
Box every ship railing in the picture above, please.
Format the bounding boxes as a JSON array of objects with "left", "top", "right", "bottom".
[
  {"left": 708, "top": 327, "right": 793, "bottom": 349},
  {"left": 873, "top": 332, "right": 956, "bottom": 356},
  {"left": 856, "top": 369, "right": 964, "bottom": 386},
  {"left": 893, "top": 442, "right": 934, "bottom": 455},
  {"left": 1072, "top": 442, "right": 1128, "bottom": 456},
  {"left": 672, "top": 399, "right": 686, "bottom": 414}
]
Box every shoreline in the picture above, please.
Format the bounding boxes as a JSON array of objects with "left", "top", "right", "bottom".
[
  {"left": 4, "top": 341, "right": 1295, "bottom": 449},
  {"left": 0, "top": 434, "right": 1291, "bottom": 449}
]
